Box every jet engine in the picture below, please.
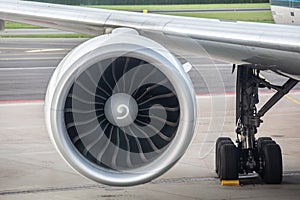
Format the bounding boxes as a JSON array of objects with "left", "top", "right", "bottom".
[{"left": 45, "top": 28, "right": 196, "bottom": 186}]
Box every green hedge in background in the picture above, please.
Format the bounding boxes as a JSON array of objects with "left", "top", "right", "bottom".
[{"left": 27, "top": 0, "right": 269, "bottom": 5}]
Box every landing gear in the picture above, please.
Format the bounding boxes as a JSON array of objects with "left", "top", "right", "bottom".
[{"left": 216, "top": 65, "right": 298, "bottom": 184}]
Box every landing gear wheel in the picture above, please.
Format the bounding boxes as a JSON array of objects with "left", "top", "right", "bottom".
[
  {"left": 257, "top": 137, "right": 275, "bottom": 175},
  {"left": 217, "top": 140, "right": 234, "bottom": 177},
  {"left": 219, "top": 143, "right": 238, "bottom": 180},
  {"left": 215, "top": 137, "right": 232, "bottom": 174},
  {"left": 262, "top": 143, "right": 282, "bottom": 184},
  {"left": 257, "top": 137, "right": 273, "bottom": 153}
]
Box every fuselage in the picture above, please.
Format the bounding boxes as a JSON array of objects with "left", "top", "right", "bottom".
[{"left": 271, "top": 0, "right": 300, "bottom": 24}]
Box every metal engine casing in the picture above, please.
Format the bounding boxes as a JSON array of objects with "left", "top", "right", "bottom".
[{"left": 45, "top": 28, "right": 196, "bottom": 186}]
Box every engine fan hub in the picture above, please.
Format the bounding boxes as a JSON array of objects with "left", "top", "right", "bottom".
[{"left": 104, "top": 93, "right": 138, "bottom": 127}]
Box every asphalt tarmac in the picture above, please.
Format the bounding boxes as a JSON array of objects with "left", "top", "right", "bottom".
[
  {"left": 0, "top": 94, "right": 300, "bottom": 200},
  {"left": 0, "top": 38, "right": 298, "bottom": 100},
  {"left": 0, "top": 38, "right": 300, "bottom": 199},
  {"left": 0, "top": 38, "right": 85, "bottom": 100}
]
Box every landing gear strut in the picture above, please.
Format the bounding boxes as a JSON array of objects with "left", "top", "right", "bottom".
[{"left": 216, "top": 65, "right": 298, "bottom": 184}]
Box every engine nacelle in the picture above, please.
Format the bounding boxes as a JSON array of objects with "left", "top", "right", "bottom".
[{"left": 45, "top": 28, "right": 196, "bottom": 186}]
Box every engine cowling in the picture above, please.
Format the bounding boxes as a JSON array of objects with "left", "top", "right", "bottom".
[{"left": 45, "top": 28, "right": 196, "bottom": 186}]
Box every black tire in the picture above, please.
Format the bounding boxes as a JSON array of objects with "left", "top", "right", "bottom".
[
  {"left": 217, "top": 140, "right": 233, "bottom": 177},
  {"left": 219, "top": 143, "right": 238, "bottom": 180},
  {"left": 215, "top": 137, "right": 232, "bottom": 174},
  {"left": 257, "top": 137, "right": 273, "bottom": 153},
  {"left": 262, "top": 143, "right": 282, "bottom": 184},
  {"left": 259, "top": 140, "right": 276, "bottom": 154},
  {"left": 257, "top": 138, "right": 275, "bottom": 176}
]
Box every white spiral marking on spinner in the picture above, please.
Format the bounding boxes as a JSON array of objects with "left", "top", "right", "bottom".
[
  {"left": 117, "top": 104, "right": 129, "bottom": 120},
  {"left": 104, "top": 93, "right": 138, "bottom": 127}
]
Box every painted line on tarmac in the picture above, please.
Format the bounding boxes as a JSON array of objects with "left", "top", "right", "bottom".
[
  {"left": 196, "top": 90, "right": 300, "bottom": 99},
  {"left": 0, "top": 47, "right": 69, "bottom": 50},
  {"left": 0, "top": 57, "right": 62, "bottom": 61},
  {"left": 0, "top": 66, "right": 56, "bottom": 70},
  {"left": 285, "top": 94, "right": 300, "bottom": 105},
  {"left": 196, "top": 92, "right": 235, "bottom": 97},
  {"left": 0, "top": 99, "right": 44, "bottom": 106},
  {"left": 0, "top": 54, "right": 65, "bottom": 58},
  {"left": 0, "top": 47, "right": 42, "bottom": 50},
  {"left": 259, "top": 74, "right": 300, "bottom": 106},
  {"left": 26, "top": 48, "right": 69, "bottom": 53}
]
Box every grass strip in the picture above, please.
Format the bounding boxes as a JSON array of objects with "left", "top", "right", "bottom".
[
  {"left": 2, "top": 3, "right": 273, "bottom": 37},
  {"left": 166, "top": 11, "right": 274, "bottom": 23},
  {"left": 5, "top": 22, "right": 41, "bottom": 29},
  {"left": 89, "top": 3, "right": 270, "bottom": 11}
]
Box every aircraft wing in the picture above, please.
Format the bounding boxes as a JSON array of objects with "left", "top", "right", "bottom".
[{"left": 0, "top": 0, "right": 300, "bottom": 80}]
